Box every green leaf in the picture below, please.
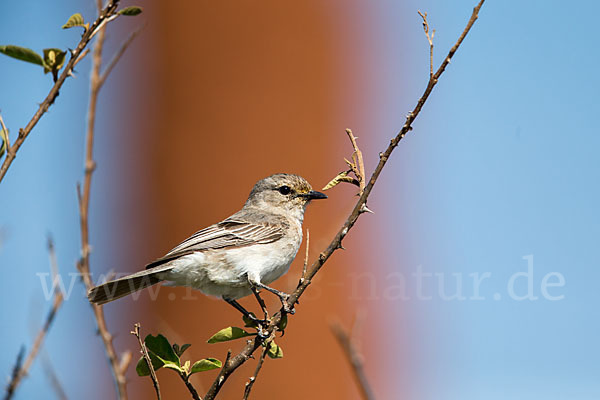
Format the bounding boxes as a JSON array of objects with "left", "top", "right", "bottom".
[
  {"left": 62, "top": 13, "right": 86, "bottom": 30},
  {"left": 207, "top": 327, "right": 254, "bottom": 344},
  {"left": 173, "top": 343, "right": 192, "bottom": 358},
  {"left": 190, "top": 358, "right": 222, "bottom": 374},
  {"left": 0, "top": 45, "right": 44, "bottom": 66},
  {"left": 144, "top": 334, "right": 180, "bottom": 369},
  {"left": 135, "top": 352, "right": 164, "bottom": 377},
  {"left": 118, "top": 6, "right": 143, "bottom": 16},
  {"left": 267, "top": 341, "right": 283, "bottom": 359},
  {"left": 42, "top": 48, "right": 67, "bottom": 74},
  {"left": 322, "top": 170, "right": 359, "bottom": 191},
  {"left": 0, "top": 128, "right": 7, "bottom": 158},
  {"left": 242, "top": 313, "right": 259, "bottom": 329},
  {"left": 278, "top": 313, "right": 288, "bottom": 331}
]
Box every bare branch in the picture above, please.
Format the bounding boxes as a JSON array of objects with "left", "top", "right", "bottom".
[
  {"left": 0, "top": 0, "right": 122, "bottom": 185},
  {"left": 345, "top": 128, "right": 366, "bottom": 195},
  {"left": 41, "top": 353, "right": 68, "bottom": 400},
  {"left": 98, "top": 25, "right": 144, "bottom": 89},
  {"left": 179, "top": 373, "right": 201, "bottom": 400},
  {"left": 68, "top": 48, "right": 91, "bottom": 77},
  {"left": 418, "top": 11, "right": 435, "bottom": 78},
  {"left": 131, "top": 324, "right": 161, "bottom": 400},
  {"left": 203, "top": 1, "right": 486, "bottom": 398},
  {"left": 4, "top": 237, "right": 64, "bottom": 400},
  {"left": 242, "top": 345, "right": 268, "bottom": 400},
  {"left": 300, "top": 229, "right": 310, "bottom": 284},
  {"left": 4, "top": 347, "right": 24, "bottom": 400},
  {"left": 330, "top": 320, "right": 375, "bottom": 400},
  {"left": 75, "top": 5, "right": 135, "bottom": 397}
]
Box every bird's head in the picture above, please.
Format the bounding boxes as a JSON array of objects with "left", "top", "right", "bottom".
[{"left": 245, "top": 173, "right": 327, "bottom": 219}]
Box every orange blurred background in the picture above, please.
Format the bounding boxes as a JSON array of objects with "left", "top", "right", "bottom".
[{"left": 104, "top": 1, "right": 416, "bottom": 398}]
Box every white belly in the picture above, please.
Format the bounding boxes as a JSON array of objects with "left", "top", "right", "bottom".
[{"left": 161, "top": 230, "right": 302, "bottom": 300}]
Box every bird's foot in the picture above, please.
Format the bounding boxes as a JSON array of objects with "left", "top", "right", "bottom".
[
  {"left": 257, "top": 326, "right": 269, "bottom": 339},
  {"left": 244, "top": 313, "right": 270, "bottom": 338},
  {"left": 244, "top": 312, "right": 270, "bottom": 328}
]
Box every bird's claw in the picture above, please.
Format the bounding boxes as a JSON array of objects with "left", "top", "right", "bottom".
[{"left": 257, "top": 327, "right": 269, "bottom": 339}]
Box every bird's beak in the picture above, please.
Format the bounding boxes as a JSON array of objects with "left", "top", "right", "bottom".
[{"left": 303, "top": 190, "right": 328, "bottom": 200}]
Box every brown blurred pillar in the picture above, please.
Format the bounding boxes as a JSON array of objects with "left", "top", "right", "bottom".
[{"left": 116, "top": 1, "right": 409, "bottom": 398}]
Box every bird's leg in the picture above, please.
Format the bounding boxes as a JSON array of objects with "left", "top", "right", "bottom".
[
  {"left": 248, "top": 279, "right": 294, "bottom": 315},
  {"left": 250, "top": 286, "right": 270, "bottom": 321},
  {"left": 223, "top": 297, "right": 269, "bottom": 338},
  {"left": 223, "top": 297, "right": 268, "bottom": 326}
]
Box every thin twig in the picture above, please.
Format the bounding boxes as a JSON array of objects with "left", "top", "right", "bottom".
[
  {"left": 4, "top": 238, "right": 64, "bottom": 400},
  {"left": 418, "top": 11, "right": 435, "bottom": 78},
  {"left": 98, "top": 25, "right": 144, "bottom": 88},
  {"left": 67, "top": 48, "right": 92, "bottom": 78},
  {"left": 345, "top": 128, "right": 366, "bottom": 195},
  {"left": 300, "top": 229, "right": 310, "bottom": 284},
  {"left": 242, "top": 345, "right": 268, "bottom": 400},
  {"left": 41, "top": 352, "right": 68, "bottom": 400},
  {"left": 330, "top": 320, "right": 375, "bottom": 400},
  {"left": 131, "top": 324, "right": 161, "bottom": 400},
  {"left": 0, "top": 0, "right": 121, "bottom": 185},
  {"left": 203, "top": 2, "right": 485, "bottom": 398},
  {"left": 179, "top": 373, "right": 201, "bottom": 400},
  {"left": 4, "top": 347, "right": 24, "bottom": 400},
  {"left": 75, "top": 3, "right": 133, "bottom": 398}
]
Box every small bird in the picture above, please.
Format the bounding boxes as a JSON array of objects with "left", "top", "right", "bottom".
[{"left": 88, "top": 173, "right": 326, "bottom": 323}]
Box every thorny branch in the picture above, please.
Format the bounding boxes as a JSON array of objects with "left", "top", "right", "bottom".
[
  {"left": 4, "top": 237, "right": 64, "bottom": 400},
  {"left": 418, "top": 11, "right": 435, "bottom": 78},
  {"left": 0, "top": 0, "right": 122, "bottom": 185},
  {"left": 131, "top": 324, "right": 161, "bottom": 400},
  {"left": 204, "top": 1, "right": 486, "bottom": 399},
  {"left": 330, "top": 320, "right": 375, "bottom": 400}
]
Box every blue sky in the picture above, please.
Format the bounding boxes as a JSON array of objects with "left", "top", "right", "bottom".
[
  {"left": 372, "top": 0, "right": 600, "bottom": 398},
  {"left": 1, "top": 1, "right": 599, "bottom": 399},
  {"left": 0, "top": 1, "right": 132, "bottom": 398}
]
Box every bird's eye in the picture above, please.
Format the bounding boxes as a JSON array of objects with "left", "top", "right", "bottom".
[{"left": 278, "top": 185, "right": 292, "bottom": 195}]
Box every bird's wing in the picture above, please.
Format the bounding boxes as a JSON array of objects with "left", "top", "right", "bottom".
[{"left": 144, "top": 218, "right": 286, "bottom": 269}]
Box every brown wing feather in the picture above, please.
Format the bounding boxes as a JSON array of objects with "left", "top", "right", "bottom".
[{"left": 145, "top": 217, "right": 286, "bottom": 270}]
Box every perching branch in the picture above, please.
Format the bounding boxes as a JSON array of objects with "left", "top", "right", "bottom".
[
  {"left": 203, "top": 1, "right": 485, "bottom": 398},
  {"left": 131, "top": 324, "right": 161, "bottom": 400},
  {"left": 4, "top": 237, "right": 64, "bottom": 400},
  {"left": 0, "top": 0, "right": 123, "bottom": 185},
  {"left": 330, "top": 320, "right": 375, "bottom": 400}
]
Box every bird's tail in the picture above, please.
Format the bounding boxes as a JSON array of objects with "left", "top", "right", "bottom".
[{"left": 88, "top": 266, "right": 172, "bottom": 305}]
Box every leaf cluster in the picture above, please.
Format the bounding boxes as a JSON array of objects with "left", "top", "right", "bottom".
[{"left": 135, "top": 334, "right": 222, "bottom": 378}]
